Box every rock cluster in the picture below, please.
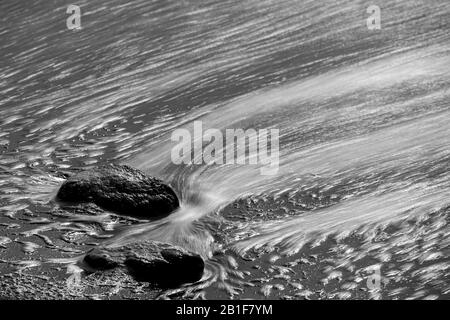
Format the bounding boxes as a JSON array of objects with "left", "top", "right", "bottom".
[{"left": 83, "top": 240, "right": 204, "bottom": 287}]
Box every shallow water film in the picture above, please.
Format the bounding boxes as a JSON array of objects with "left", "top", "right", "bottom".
[{"left": 0, "top": 0, "right": 449, "bottom": 300}]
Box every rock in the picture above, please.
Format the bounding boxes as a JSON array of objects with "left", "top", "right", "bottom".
[
  {"left": 56, "top": 164, "right": 179, "bottom": 218},
  {"left": 83, "top": 241, "right": 204, "bottom": 287},
  {"left": 83, "top": 249, "right": 119, "bottom": 270}
]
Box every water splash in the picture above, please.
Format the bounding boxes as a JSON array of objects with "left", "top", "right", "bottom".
[{"left": 122, "top": 47, "right": 450, "bottom": 256}]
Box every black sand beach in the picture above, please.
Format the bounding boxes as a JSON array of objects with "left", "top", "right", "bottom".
[{"left": 0, "top": 0, "right": 449, "bottom": 300}]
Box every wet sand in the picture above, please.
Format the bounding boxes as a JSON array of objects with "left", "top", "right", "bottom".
[
  {"left": 0, "top": 172, "right": 448, "bottom": 300},
  {"left": 1, "top": 0, "right": 450, "bottom": 300}
]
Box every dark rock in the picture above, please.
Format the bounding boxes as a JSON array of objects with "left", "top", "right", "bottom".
[
  {"left": 56, "top": 164, "right": 179, "bottom": 218},
  {"left": 83, "top": 249, "right": 119, "bottom": 270},
  {"left": 83, "top": 240, "right": 204, "bottom": 287}
]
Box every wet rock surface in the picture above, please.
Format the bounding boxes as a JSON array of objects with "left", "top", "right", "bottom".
[
  {"left": 56, "top": 164, "right": 179, "bottom": 218},
  {"left": 83, "top": 240, "right": 205, "bottom": 287}
]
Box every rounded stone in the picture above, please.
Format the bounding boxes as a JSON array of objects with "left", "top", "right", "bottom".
[{"left": 56, "top": 164, "right": 179, "bottom": 218}]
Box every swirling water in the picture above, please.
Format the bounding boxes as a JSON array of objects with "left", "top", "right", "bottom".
[{"left": 0, "top": 0, "right": 449, "bottom": 299}]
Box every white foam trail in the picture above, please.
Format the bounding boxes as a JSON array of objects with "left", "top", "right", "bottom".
[
  {"left": 232, "top": 184, "right": 449, "bottom": 255},
  {"left": 123, "top": 47, "right": 450, "bottom": 254},
  {"left": 128, "top": 46, "right": 450, "bottom": 175}
]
